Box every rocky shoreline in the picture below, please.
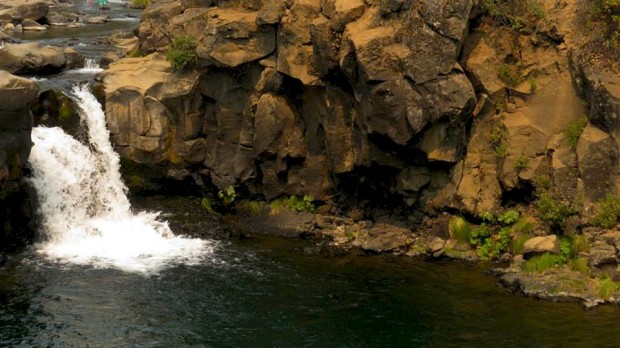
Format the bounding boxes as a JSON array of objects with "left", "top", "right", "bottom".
[{"left": 3, "top": 0, "right": 620, "bottom": 307}]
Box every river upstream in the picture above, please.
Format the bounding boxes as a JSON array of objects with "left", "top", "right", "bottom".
[{"left": 2, "top": 1, "right": 620, "bottom": 347}]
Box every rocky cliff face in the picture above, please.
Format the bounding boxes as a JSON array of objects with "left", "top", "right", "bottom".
[
  {"left": 101, "top": 0, "right": 620, "bottom": 231},
  {"left": 102, "top": 0, "right": 477, "bottom": 210},
  {"left": 0, "top": 71, "right": 37, "bottom": 252}
]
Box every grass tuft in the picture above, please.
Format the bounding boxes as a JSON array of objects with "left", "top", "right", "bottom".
[
  {"left": 449, "top": 216, "right": 472, "bottom": 244},
  {"left": 598, "top": 277, "right": 620, "bottom": 299},
  {"left": 522, "top": 253, "right": 563, "bottom": 273},
  {"left": 510, "top": 234, "right": 531, "bottom": 255}
]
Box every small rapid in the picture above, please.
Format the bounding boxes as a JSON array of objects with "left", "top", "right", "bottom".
[{"left": 27, "top": 85, "right": 214, "bottom": 274}]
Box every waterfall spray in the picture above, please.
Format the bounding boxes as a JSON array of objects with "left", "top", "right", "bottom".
[{"left": 28, "top": 84, "right": 213, "bottom": 274}]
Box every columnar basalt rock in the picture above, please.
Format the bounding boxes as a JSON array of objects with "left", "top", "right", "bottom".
[
  {"left": 108, "top": 0, "right": 478, "bottom": 208},
  {"left": 0, "top": 71, "right": 37, "bottom": 251}
]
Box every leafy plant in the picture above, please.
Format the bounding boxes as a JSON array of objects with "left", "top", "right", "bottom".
[
  {"left": 593, "top": 195, "right": 620, "bottom": 228},
  {"left": 565, "top": 116, "right": 588, "bottom": 148},
  {"left": 290, "top": 195, "right": 316, "bottom": 212},
  {"left": 598, "top": 277, "right": 620, "bottom": 299},
  {"left": 269, "top": 195, "right": 316, "bottom": 215},
  {"left": 513, "top": 155, "right": 529, "bottom": 172},
  {"left": 166, "top": 35, "right": 198, "bottom": 70},
  {"left": 479, "top": 211, "right": 496, "bottom": 224},
  {"left": 218, "top": 185, "right": 236, "bottom": 208},
  {"left": 470, "top": 225, "right": 511, "bottom": 261},
  {"left": 559, "top": 237, "right": 572, "bottom": 262},
  {"left": 498, "top": 210, "right": 520, "bottom": 225},
  {"left": 522, "top": 252, "right": 563, "bottom": 272},
  {"left": 449, "top": 216, "right": 472, "bottom": 244}
]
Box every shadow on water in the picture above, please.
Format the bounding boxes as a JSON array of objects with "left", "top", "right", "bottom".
[{"left": 2, "top": 235, "right": 620, "bottom": 347}]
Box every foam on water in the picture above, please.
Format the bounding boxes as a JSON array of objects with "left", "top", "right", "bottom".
[
  {"left": 73, "top": 58, "right": 103, "bottom": 73},
  {"left": 28, "top": 84, "right": 214, "bottom": 274}
]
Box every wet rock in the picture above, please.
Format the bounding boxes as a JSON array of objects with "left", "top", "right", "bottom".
[
  {"left": 87, "top": 15, "right": 111, "bottom": 24},
  {"left": 20, "top": 19, "right": 46, "bottom": 31},
  {"left": 523, "top": 235, "right": 560, "bottom": 258}
]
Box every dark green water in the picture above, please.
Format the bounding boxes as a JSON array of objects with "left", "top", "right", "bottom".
[{"left": 2, "top": 236, "right": 620, "bottom": 347}]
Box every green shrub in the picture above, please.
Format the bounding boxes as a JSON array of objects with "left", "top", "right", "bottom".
[
  {"left": 449, "top": 216, "right": 472, "bottom": 244},
  {"left": 513, "top": 155, "right": 529, "bottom": 172},
  {"left": 536, "top": 191, "right": 574, "bottom": 231},
  {"left": 565, "top": 116, "right": 588, "bottom": 148},
  {"left": 166, "top": 36, "right": 198, "bottom": 70},
  {"left": 498, "top": 64, "right": 523, "bottom": 87},
  {"left": 598, "top": 277, "right": 620, "bottom": 299},
  {"left": 522, "top": 253, "right": 563, "bottom": 272},
  {"left": 593, "top": 195, "right": 620, "bottom": 228}
]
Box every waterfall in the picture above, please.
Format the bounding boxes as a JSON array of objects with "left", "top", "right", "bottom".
[
  {"left": 28, "top": 84, "right": 213, "bottom": 274},
  {"left": 77, "top": 58, "right": 103, "bottom": 73}
]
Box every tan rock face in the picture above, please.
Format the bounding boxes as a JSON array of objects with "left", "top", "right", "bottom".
[
  {"left": 111, "top": 0, "right": 479, "bottom": 203},
  {"left": 0, "top": 43, "right": 67, "bottom": 74}
]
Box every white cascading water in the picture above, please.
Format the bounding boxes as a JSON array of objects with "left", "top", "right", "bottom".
[
  {"left": 28, "top": 84, "right": 214, "bottom": 274},
  {"left": 77, "top": 58, "right": 104, "bottom": 74}
]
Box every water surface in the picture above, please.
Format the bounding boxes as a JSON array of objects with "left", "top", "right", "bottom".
[{"left": 2, "top": 236, "right": 620, "bottom": 347}]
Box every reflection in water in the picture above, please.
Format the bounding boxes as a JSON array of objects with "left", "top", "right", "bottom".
[{"left": 2, "top": 236, "right": 620, "bottom": 347}]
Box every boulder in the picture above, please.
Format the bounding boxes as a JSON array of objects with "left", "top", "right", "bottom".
[
  {"left": 588, "top": 241, "right": 617, "bottom": 269},
  {"left": 0, "top": 71, "right": 39, "bottom": 112},
  {"left": 21, "top": 19, "right": 46, "bottom": 31},
  {"left": 0, "top": 0, "right": 49, "bottom": 22},
  {"left": 577, "top": 125, "right": 619, "bottom": 202},
  {"left": 523, "top": 235, "right": 560, "bottom": 258},
  {"left": 0, "top": 42, "right": 66, "bottom": 74}
]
